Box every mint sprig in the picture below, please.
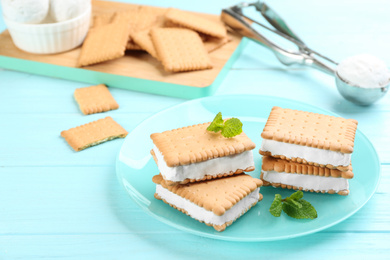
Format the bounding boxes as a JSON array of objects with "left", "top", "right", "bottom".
[
  {"left": 269, "top": 191, "right": 317, "bottom": 220},
  {"left": 207, "top": 112, "right": 243, "bottom": 138}
]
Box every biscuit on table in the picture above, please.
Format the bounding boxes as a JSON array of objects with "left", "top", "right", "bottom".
[
  {"left": 61, "top": 117, "right": 128, "bottom": 151},
  {"left": 261, "top": 156, "right": 352, "bottom": 195},
  {"left": 150, "top": 121, "right": 256, "bottom": 185},
  {"left": 74, "top": 84, "right": 119, "bottom": 115},
  {"left": 151, "top": 28, "right": 213, "bottom": 72},
  {"left": 165, "top": 8, "right": 227, "bottom": 38},
  {"left": 260, "top": 106, "right": 358, "bottom": 171},
  {"left": 153, "top": 173, "right": 263, "bottom": 231}
]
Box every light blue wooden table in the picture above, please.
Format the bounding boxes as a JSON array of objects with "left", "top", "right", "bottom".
[{"left": 1, "top": 0, "right": 389, "bottom": 258}]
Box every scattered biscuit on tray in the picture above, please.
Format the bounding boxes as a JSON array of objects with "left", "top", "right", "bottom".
[
  {"left": 78, "top": 5, "right": 229, "bottom": 72},
  {"left": 61, "top": 116, "right": 128, "bottom": 151},
  {"left": 74, "top": 84, "right": 119, "bottom": 115},
  {"left": 151, "top": 28, "right": 213, "bottom": 72},
  {"left": 77, "top": 17, "right": 130, "bottom": 67},
  {"left": 164, "top": 8, "right": 227, "bottom": 39}
]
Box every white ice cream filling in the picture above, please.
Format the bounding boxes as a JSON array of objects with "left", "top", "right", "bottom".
[
  {"left": 262, "top": 170, "right": 349, "bottom": 193},
  {"left": 260, "top": 139, "right": 351, "bottom": 167},
  {"left": 156, "top": 185, "right": 260, "bottom": 226},
  {"left": 153, "top": 145, "right": 255, "bottom": 182}
]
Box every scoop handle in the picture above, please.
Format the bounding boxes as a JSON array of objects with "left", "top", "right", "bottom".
[{"left": 252, "top": 1, "right": 306, "bottom": 48}]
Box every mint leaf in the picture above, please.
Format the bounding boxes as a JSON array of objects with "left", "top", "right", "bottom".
[
  {"left": 282, "top": 199, "right": 317, "bottom": 219},
  {"left": 207, "top": 112, "right": 243, "bottom": 138},
  {"left": 207, "top": 112, "right": 224, "bottom": 132},
  {"left": 221, "top": 118, "right": 243, "bottom": 138},
  {"left": 298, "top": 199, "right": 318, "bottom": 219},
  {"left": 269, "top": 191, "right": 317, "bottom": 220},
  {"left": 269, "top": 194, "right": 283, "bottom": 217},
  {"left": 288, "top": 190, "right": 303, "bottom": 201},
  {"left": 285, "top": 197, "right": 302, "bottom": 208}
]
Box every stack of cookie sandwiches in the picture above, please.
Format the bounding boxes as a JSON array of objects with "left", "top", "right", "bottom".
[
  {"left": 259, "top": 107, "right": 358, "bottom": 195},
  {"left": 150, "top": 122, "right": 263, "bottom": 231}
]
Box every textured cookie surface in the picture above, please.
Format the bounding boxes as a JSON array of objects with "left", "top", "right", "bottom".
[
  {"left": 165, "top": 8, "right": 227, "bottom": 38},
  {"left": 77, "top": 19, "right": 129, "bottom": 67},
  {"left": 61, "top": 117, "right": 128, "bottom": 151},
  {"left": 152, "top": 174, "right": 262, "bottom": 216},
  {"left": 74, "top": 84, "right": 119, "bottom": 115},
  {"left": 150, "top": 122, "right": 256, "bottom": 167},
  {"left": 150, "top": 27, "right": 212, "bottom": 72},
  {"left": 262, "top": 156, "right": 354, "bottom": 179},
  {"left": 261, "top": 106, "right": 358, "bottom": 153}
]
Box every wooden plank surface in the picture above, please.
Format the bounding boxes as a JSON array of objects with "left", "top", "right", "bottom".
[
  {"left": 0, "top": 0, "right": 242, "bottom": 88},
  {"left": 0, "top": 0, "right": 390, "bottom": 259}
]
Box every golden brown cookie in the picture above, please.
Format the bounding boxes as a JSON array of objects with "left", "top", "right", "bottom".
[
  {"left": 74, "top": 84, "right": 119, "bottom": 115},
  {"left": 77, "top": 18, "right": 130, "bottom": 67},
  {"left": 165, "top": 8, "right": 227, "bottom": 38},
  {"left": 150, "top": 27, "right": 212, "bottom": 72},
  {"left": 61, "top": 117, "right": 127, "bottom": 151},
  {"left": 261, "top": 106, "right": 358, "bottom": 153},
  {"left": 151, "top": 122, "right": 256, "bottom": 167}
]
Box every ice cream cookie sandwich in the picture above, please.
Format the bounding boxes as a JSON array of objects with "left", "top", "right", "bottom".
[
  {"left": 150, "top": 122, "right": 256, "bottom": 185},
  {"left": 153, "top": 173, "right": 263, "bottom": 231},
  {"left": 260, "top": 107, "right": 358, "bottom": 171},
  {"left": 261, "top": 156, "right": 352, "bottom": 195}
]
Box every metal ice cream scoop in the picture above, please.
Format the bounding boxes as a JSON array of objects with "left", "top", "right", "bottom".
[{"left": 221, "top": 1, "right": 389, "bottom": 105}]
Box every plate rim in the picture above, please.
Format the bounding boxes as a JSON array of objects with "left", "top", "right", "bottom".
[{"left": 116, "top": 94, "right": 381, "bottom": 242}]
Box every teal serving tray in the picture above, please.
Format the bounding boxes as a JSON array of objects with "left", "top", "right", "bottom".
[{"left": 0, "top": 1, "right": 247, "bottom": 99}]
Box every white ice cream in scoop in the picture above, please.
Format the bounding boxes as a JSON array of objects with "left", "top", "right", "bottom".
[
  {"left": 1, "top": 0, "right": 49, "bottom": 24},
  {"left": 49, "top": 0, "right": 90, "bottom": 22},
  {"left": 337, "top": 54, "right": 390, "bottom": 88}
]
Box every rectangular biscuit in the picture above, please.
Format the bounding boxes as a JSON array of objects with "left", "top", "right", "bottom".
[
  {"left": 153, "top": 173, "right": 263, "bottom": 231},
  {"left": 91, "top": 11, "right": 143, "bottom": 51},
  {"left": 260, "top": 106, "right": 358, "bottom": 171},
  {"left": 151, "top": 28, "right": 213, "bottom": 72},
  {"left": 74, "top": 84, "right": 119, "bottom": 115},
  {"left": 261, "top": 156, "right": 352, "bottom": 195},
  {"left": 165, "top": 8, "right": 227, "bottom": 38},
  {"left": 77, "top": 18, "right": 130, "bottom": 67},
  {"left": 150, "top": 121, "right": 256, "bottom": 184},
  {"left": 61, "top": 117, "right": 128, "bottom": 151}
]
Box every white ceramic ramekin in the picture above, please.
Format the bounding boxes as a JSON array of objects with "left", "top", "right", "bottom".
[{"left": 3, "top": 6, "right": 91, "bottom": 54}]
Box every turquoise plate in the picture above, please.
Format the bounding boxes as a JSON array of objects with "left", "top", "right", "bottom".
[{"left": 116, "top": 95, "right": 380, "bottom": 241}]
